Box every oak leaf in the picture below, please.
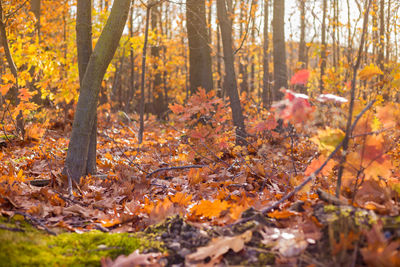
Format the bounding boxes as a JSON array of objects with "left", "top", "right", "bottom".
[{"left": 185, "top": 230, "right": 252, "bottom": 264}]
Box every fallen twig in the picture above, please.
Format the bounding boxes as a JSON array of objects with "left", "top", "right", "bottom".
[
  {"left": 146, "top": 165, "right": 206, "bottom": 179},
  {"left": 0, "top": 223, "right": 24, "bottom": 232},
  {"left": 15, "top": 211, "right": 56, "bottom": 236}
]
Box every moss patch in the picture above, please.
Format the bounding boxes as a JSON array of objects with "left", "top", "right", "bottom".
[{"left": 0, "top": 216, "right": 164, "bottom": 267}]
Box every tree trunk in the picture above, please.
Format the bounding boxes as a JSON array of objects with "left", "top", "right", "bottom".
[
  {"left": 0, "top": 1, "right": 18, "bottom": 80},
  {"left": 216, "top": 0, "right": 246, "bottom": 143},
  {"left": 272, "top": 0, "right": 287, "bottom": 100},
  {"left": 30, "top": 0, "right": 41, "bottom": 42},
  {"left": 298, "top": 0, "right": 306, "bottom": 67},
  {"left": 320, "top": 0, "right": 327, "bottom": 93},
  {"left": 238, "top": 1, "right": 248, "bottom": 94},
  {"left": 262, "top": 0, "right": 270, "bottom": 107},
  {"left": 378, "top": 0, "right": 384, "bottom": 71},
  {"left": 151, "top": 6, "right": 165, "bottom": 118},
  {"left": 186, "top": 0, "right": 213, "bottom": 93},
  {"left": 138, "top": 5, "right": 151, "bottom": 144},
  {"left": 75, "top": 0, "right": 96, "bottom": 175},
  {"left": 127, "top": 3, "right": 135, "bottom": 112},
  {"left": 65, "top": 0, "right": 131, "bottom": 182}
]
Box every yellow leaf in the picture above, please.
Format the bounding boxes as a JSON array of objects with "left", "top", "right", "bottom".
[
  {"left": 311, "top": 127, "right": 345, "bottom": 154},
  {"left": 359, "top": 64, "right": 383, "bottom": 80}
]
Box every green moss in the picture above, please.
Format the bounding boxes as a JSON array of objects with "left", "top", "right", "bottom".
[
  {"left": 0, "top": 217, "right": 164, "bottom": 267},
  {"left": 257, "top": 252, "right": 275, "bottom": 265},
  {"left": 232, "top": 221, "right": 256, "bottom": 234}
]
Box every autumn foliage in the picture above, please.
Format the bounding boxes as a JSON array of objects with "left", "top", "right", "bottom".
[{"left": 0, "top": 0, "right": 400, "bottom": 266}]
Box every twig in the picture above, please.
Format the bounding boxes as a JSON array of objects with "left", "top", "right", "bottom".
[
  {"left": 146, "top": 165, "right": 206, "bottom": 179},
  {"left": 231, "top": 100, "right": 375, "bottom": 226},
  {"left": 336, "top": 0, "right": 372, "bottom": 197},
  {"left": 14, "top": 211, "right": 56, "bottom": 236},
  {"left": 317, "top": 188, "right": 347, "bottom": 205},
  {"left": 0, "top": 224, "right": 24, "bottom": 232}
]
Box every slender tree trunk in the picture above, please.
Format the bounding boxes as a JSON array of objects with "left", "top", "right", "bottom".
[
  {"left": 378, "top": 0, "right": 384, "bottom": 71},
  {"left": 151, "top": 6, "right": 165, "bottom": 118},
  {"left": 272, "top": 0, "right": 287, "bottom": 100},
  {"left": 76, "top": 0, "right": 96, "bottom": 175},
  {"left": 238, "top": 1, "right": 248, "bottom": 93},
  {"left": 217, "top": 0, "right": 246, "bottom": 143},
  {"left": 320, "top": 0, "right": 327, "bottom": 93},
  {"left": 30, "top": 0, "right": 41, "bottom": 43},
  {"left": 250, "top": 0, "right": 257, "bottom": 94},
  {"left": 127, "top": 3, "right": 135, "bottom": 112},
  {"left": 385, "top": 0, "right": 391, "bottom": 63},
  {"left": 216, "top": 23, "right": 222, "bottom": 97},
  {"left": 262, "top": 0, "right": 270, "bottom": 107},
  {"left": 298, "top": 0, "right": 306, "bottom": 67},
  {"left": 138, "top": 6, "right": 151, "bottom": 144},
  {"left": 0, "top": 1, "right": 18, "bottom": 80},
  {"left": 65, "top": 0, "right": 131, "bottom": 182},
  {"left": 332, "top": 0, "right": 337, "bottom": 68},
  {"left": 186, "top": 0, "right": 213, "bottom": 93}
]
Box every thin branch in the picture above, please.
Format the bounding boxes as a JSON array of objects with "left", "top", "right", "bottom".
[
  {"left": 15, "top": 211, "right": 56, "bottom": 236},
  {"left": 336, "top": 0, "right": 372, "bottom": 197},
  {"left": 146, "top": 164, "right": 206, "bottom": 179}
]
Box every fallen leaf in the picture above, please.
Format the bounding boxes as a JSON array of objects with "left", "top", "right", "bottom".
[
  {"left": 101, "top": 249, "right": 162, "bottom": 267},
  {"left": 186, "top": 230, "right": 252, "bottom": 264}
]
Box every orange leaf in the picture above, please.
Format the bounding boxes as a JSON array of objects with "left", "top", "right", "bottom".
[
  {"left": 267, "top": 210, "right": 300, "bottom": 219},
  {"left": 0, "top": 83, "right": 13, "bottom": 96},
  {"left": 191, "top": 199, "right": 230, "bottom": 219},
  {"left": 18, "top": 88, "right": 34, "bottom": 101},
  {"left": 304, "top": 155, "right": 335, "bottom": 177},
  {"left": 170, "top": 192, "right": 192, "bottom": 206},
  {"left": 169, "top": 103, "right": 184, "bottom": 114}
]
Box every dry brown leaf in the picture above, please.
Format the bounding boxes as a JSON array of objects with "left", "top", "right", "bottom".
[
  {"left": 101, "top": 249, "right": 162, "bottom": 267},
  {"left": 185, "top": 230, "right": 252, "bottom": 264},
  {"left": 261, "top": 227, "right": 309, "bottom": 257}
]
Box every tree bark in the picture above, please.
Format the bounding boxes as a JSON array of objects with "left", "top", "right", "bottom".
[
  {"left": 262, "top": 0, "right": 270, "bottom": 107},
  {"left": 298, "top": 0, "right": 306, "bottom": 67},
  {"left": 30, "top": 0, "right": 41, "bottom": 42},
  {"left": 378, "top": 0, "right": 384, "bottom": 71},
  {"left": 76, "top": 0, "right": 96, "bottom": 175},
  {"left": 216, "top": 0, "right": 246, "bottom": 143},
  {"left": 272, "top": 0, "right": 287, "bottom": 100},
  {"left": 65, "top": 0, "right": 131, "bottom": 182},
  {"left": 320, "top": 0, "right": 327, "bottom": 93},
  {"left": 0, "top": 1, "right": 18, "bottom": 80},
  {"left": 238, "top": 1, "right": 248, "bottom": 94},
  {"left": 127, "top": 3, "right": 135, "bottom": 112},
  {"left": 151, "top": 6, "right": 165, "bottom": 118},
  {"left": 186, "top": 0, "right": 213, "bottom": 93},
  {"left": 138, "top": 5, "right": 151, "bottom": 144}
]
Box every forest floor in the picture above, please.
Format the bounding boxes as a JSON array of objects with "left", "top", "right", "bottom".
[{"left": 0, "top": 91, "right": 400, "bottom": 266}]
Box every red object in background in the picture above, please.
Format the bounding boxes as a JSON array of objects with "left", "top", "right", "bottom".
[{"left": 290, "top": 69, "right": 310, "bottom": 85}]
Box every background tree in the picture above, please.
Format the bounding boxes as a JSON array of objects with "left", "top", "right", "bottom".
[
  {"left": 262, "top": 0, "right": 270, "bottom": 107},
  {"left": 186, "top": 0, "right": 213, "bottom": 93},
  {"left": 151, "top": 5, "right": 165, "bottom": 118},
  {"left": 272, "top": 0, "right": 287, "bottom": 100},
  {"left": 216, "top": 0, "right": 246, "bottom": 143},
  {"left": 320, "top": 0, "right": 327, "bottom": 93},
  {"left": 298, "top": 0, "right": 306, "bottom": 68},
  {"left": 75, "top": 0, "right": 96, "bottom": 175},
  {"left": 30, "top": 0, "right": 40, "bottom": 42},
  {"left": 64, "top": 0, "right": 131, "bottom": 182}
]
